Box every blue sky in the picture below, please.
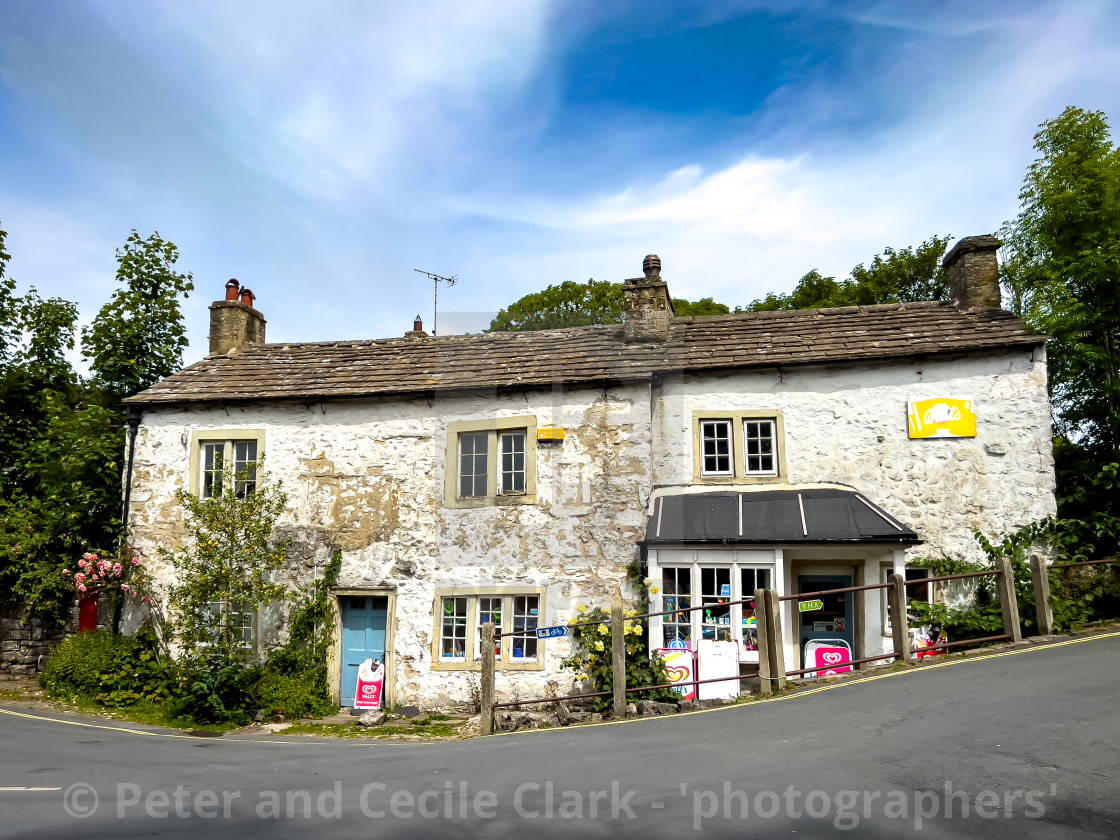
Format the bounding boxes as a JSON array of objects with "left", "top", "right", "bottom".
[{"left": 1, "top": 1, "right": 1118, "bottom": 360}]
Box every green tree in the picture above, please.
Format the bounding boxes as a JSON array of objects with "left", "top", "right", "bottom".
[
  {"left": 1000, "top": 106, "right": 1120, "bottom": 460},
  {"left": 672, "top": 297, "right": 731, "bottom": 317},
  {"left": 0, "top": 224, "right": 193, "bottom": 621},
  {"left": 164, "top": 465, "right": 290, "bottom": 664},
  {"left": 82, "top": 230, "right": 194, "bottom": 409},
  {"left": 749, "top": 269, "right": 846, "bottom": 311},
  {"left": 847, "top": 237, "right": 951, "bottom": 304},
  {"left": 488, "top": 279, "right": 624, "bottom": 331},
  {"left": 746, "top": 237, "right": 951, "bottom": 311},
  {"left": 488, "top": 279, "right": 733, "bottom": 332}
]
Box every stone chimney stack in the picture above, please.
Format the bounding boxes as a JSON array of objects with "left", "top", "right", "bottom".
[
  {"left": 209, "top": 280, "right": 267, "bottom": 356},
  {"left": 623, "top": 254, "right": 674, "bottom": 342},
  {"left": 943, "top": 235, "right": 1002, "bottom": 310}
]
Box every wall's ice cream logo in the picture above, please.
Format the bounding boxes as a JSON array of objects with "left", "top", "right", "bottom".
[
  {"left": 354, "top": 658, "right": 385, "bottom": 709},
  {"left": 665, "top": 664, "right": 690, "bottom": 684},
  {"left": 907, "top": 396, "right": 976, "bottom": 439},
  {"left": 656, "top": 648, "right": 696, "bottom": 700}
]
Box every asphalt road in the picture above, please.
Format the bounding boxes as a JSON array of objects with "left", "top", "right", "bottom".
[{"left": 1, "top": 633, "right": 1118, "bottom": 839}]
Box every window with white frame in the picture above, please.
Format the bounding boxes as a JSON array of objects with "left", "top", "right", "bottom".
[
  {"left": 201, "top": 600, "right": 254, "bottom": 650},
  {"left": 657, "top": 558, "right": 772, "bottom": 654},
  {"left": 197, "top": 437, "right": 260, "bottom": 499},
  {"left": 693, "top": 412, "right": 784, "bottom": 481},
  {"left": 441, "top": 596, "right": 469, "bottom": 659},
  {"left": 699, "top": 420, "right": 734, "bottom": 476},
  {"left": 436, "top": 591, "right": 544, "bottom": 667},
  {"left": 458, "top": 433, "right": 489, "bottom": 498},
  {"left": 499, "top": 431, "right": 527, "bottom": 494},
  {"left": 476, "top": 596, "right": 502, "bottom": 659},
  {"left": 510, "top": 595, "right": 540, "bottom": 660},
  {"left": 700, "top": 567, "right": 733, "bottom": 641},
  {"left": 446, "top": 418, "right": 536, "bottom": 506},
  {"left": 662, "top": 567, "right": 692, "bottom": 644},
  {"left": 743, "top": 419, "right": 778, "bottom": 476},
  {"left": 740, "top": 567, "right": 771, "bottom": 653},
  {"left": 880, "top": 565, "right": 934, "bottom": 634}
]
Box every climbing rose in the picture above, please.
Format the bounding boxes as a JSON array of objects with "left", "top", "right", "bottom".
[
  {"left": 131, "top": 557, "right": 140, "bottom": 566},
  {"left": 78, "top": 585, "right": 87, "bottom": 593},
  {"left": 121, "top": 584, "right": 131, "bottom": 592}
]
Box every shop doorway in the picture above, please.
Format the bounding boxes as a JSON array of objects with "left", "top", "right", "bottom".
[
  {"left": 340, "top": 595, "right": 388, "bottom": 707},
  {"left": 797, "top": 574, "right": 854, "bottom": 662}
]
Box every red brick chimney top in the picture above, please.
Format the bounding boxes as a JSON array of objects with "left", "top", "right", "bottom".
[{"left": 225, "top": 279, "right": 241, "bottom": 301}]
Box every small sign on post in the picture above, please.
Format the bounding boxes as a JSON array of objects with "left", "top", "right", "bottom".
[
  {"left": 798, "top": 599, "right": 824, "bottom": 613},
  {"left": 535, "top": 625, "right": 568, "bottom": 639}
]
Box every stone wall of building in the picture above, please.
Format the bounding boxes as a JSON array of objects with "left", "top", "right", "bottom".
[
  {"left": 652, "top": 347, "right": 1056, "bottom": 564},
  {"left": 126, "top": 383, "right": 654, "bottom": 706},
  {"left": 124, "top": 343, "right": 1055, "bottom": 706}
]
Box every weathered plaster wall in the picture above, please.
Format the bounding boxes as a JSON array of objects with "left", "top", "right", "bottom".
[
  {"left": 127, "top": 384, "right": 653, "bottom": 706},
  {"left": 652, "top": 347, "right": 1056, "bottom": 564}
]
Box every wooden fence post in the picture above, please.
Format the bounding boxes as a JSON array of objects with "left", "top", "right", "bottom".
[
  {"left": 611, "top": 595, "right": 627, "bottom": 718},
  {"left": 995, "top": 556, "right": 1023, "bottom": 643},
  {"left": 753, "top": 588, "right": 772, "bottom": 696},
  {"left": 888, "top": 573, "right": 912, "bottom": 665},
  {"left": 480, "top": 622, "right": 495, "bottom": 736},
  {"left": 1030, "top": 554, "right": 1055, "bottom": 636},
  {"left": 764, "top": 589, "right": 787, "bottom": 690}
]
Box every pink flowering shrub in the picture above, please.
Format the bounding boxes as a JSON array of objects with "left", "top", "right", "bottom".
[{"left": 65, "top": 550, "right": 154, "bottom": 605}]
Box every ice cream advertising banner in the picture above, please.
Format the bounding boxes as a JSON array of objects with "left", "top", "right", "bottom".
[
  {"left": 354, "top": 658, "right": 385, "bottom": 709},
  {"left": 657, "top": 648, "right": 697, "bottom": 701},
  {"left": 804, "top": 640, "right": 853, "bottom": 677},
  {"left": 907, "top": 396, "right": 976, "bottom": 439}
]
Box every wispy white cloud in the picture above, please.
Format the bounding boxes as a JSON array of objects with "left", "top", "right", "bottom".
[
  {"left": 90, "top": 1, "right": 552, "bottom": 204},
  {"left": 440, "top": 0, "right": 1120, "bottom": 310},
  {"left": 1, "top": 0, "right": 1118, "bottom": 357}
]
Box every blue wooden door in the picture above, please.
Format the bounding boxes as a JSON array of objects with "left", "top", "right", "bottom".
[{"left": 340, "top": 596, "right": 388, "bottom": 707}]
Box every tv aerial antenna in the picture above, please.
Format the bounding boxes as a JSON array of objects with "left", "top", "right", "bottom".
[{"left": 413, "top": 269, "right": 458, "bottom": 336}]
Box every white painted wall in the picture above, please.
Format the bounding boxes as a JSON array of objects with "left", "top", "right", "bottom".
[{"left": 653, "top": 348, "right": 1056, "bottom": 565}]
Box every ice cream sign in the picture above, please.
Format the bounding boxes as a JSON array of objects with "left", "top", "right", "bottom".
[
  {"left": 354, "top": 658, "right": 385, "bottom": 710},
  {"left": 907, "top": 396, "right": 976, "bottom": 439}
]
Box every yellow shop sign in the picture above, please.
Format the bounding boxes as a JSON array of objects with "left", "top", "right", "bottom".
[{"left": 907, "top": 397, "right": 976, "bottom": 439}]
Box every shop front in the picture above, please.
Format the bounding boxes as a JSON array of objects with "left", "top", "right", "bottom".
[{"left": 645, "top": 487, "right": 921, "bottom": 677}]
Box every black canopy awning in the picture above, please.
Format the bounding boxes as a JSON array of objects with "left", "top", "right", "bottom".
[{"left": 644, "top": 488, "right": 921, "bottom": 545}]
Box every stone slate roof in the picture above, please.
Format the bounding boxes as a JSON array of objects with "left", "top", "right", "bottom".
[{"left": 125, "top": 301, "right": 1044, "bottom": 405}]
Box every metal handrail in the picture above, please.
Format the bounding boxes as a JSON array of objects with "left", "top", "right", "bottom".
[
  {"left": 777, "top": 581, "right": 894, "bottom": 602},
  {"left": 785, "top": 651, "right": 900, "bottom": 678}
]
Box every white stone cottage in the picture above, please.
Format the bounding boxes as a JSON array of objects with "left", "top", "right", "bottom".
[{"left": 122, "top": 236, "right": 1055, "bottom": 707}]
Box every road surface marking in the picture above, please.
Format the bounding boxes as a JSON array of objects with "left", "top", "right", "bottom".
[
  {"left": 490, "top": 629, "right": 1120, "bottom": 737},
  {"left": 0, "top": 707, "right": 438, "bottom": 747}
]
